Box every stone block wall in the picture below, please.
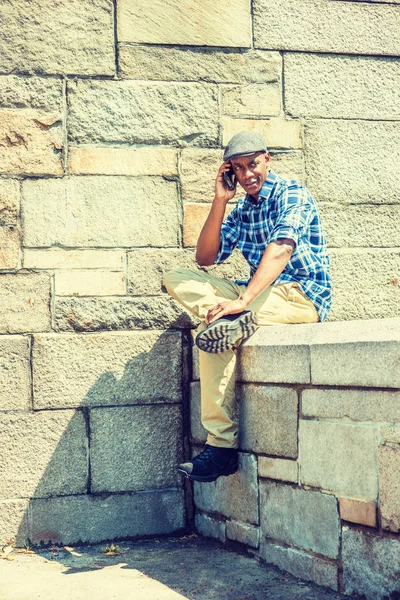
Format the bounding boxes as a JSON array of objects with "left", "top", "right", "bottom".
[{"left": 190, "top": 318, "right": 400, "bottom": 599}]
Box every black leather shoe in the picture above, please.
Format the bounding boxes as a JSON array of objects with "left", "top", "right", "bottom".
[
  {"left": 195, "top": 311, "right": 258, "bottom": 354},
  {"left": 178, "top": 445, "right": 238, "bottom": 482}
]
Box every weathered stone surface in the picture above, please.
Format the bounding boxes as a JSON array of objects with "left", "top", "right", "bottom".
[
  {"left": 254, "top": 0, "right": 400, "bottom": 55},
  {"left": 258, "top": 457, "right": 297, "bottom": 483},
  {"left": 260, "top": 542, "right": 338, "bottom": 591},
  {"left": 0, "top": 76, "right": 63, "bottom": 112},
  {"left": 0, "top": 336, "right": 31, "bottom": 411},
  {"left": 299, "top": 421, "right": 378, "bottom": 499},
  {"left": 285, "top": 53, "right": 400, "bottom": 120},
  {"left": 184, "top": 203, "right": 234, "bottom": 247},
  {"left": 305, "top": 120, "right": 400, "bottom": 204},
  {"left": 24, "top": 249, "right": 125, "bottom": 270},
  {"left": 223, "top": 117, "right": 302, "bottom": 149},
  {"left": 222, "top": 83, "right": 281, "bottom": 117},
  {"left": 117, "top": 0, "right": 251, "bottom": 47},
  {"left": 29, "top": 490, "right": 185, "bottom": 545},
  {"left": 342, "top": 526, "right": 400, "bottom": 600},
  {"left": 0, "top": 499, "right": 29, "bottom": 547},
  {"left": 0, "top": 272, "right": 51, "bottom": 333},
  {"left": 226, "top": 520, "right": 259, "bottom": 548},
  {"left": 54, "top": 270, "right": 125, "bottom": 297},
  {"left": 194, "top": 453, "right": 259, "bottom": 524},
  {"left": 0, "top": 179, "right": 19, "bottom": 225},
  {"left": 90, "top": 405, "right": 182, "bottom": 493},
  {"left": 190, "top": 382, "right": 207, "bottom": 444},
  {"left": 119, "top": 46, "right": 281, "bottom": 83},
  {"left": 0, "top": 410, "right": 87, "bottom": 498},
  {"left": 22, "top": 176, "right": 180, "bottom": 248},
  {"left": 379, "top": 445, "right": 400, "bottom": 532},
  {"left": 339, "top": 498, "right": 377, "bottom": 528},
  {"left": 195, "top": 512, "right": 226, "bottom": 543},
  {"left": 0, "top": 0, "right": 114, "bottom": 76},
  {"left": 239, "top": 385, "right": 298, "bottom": 458},
  {"left": 310, "top": 318, "right": 400, "bottom": 388},
  {"left": 0, "top": 226, "right": 20, "bottom": 269},
  {"left": 380, "top": 425, "right": 400, "bottom": 446},
  {"left": 69, "top": 147, "right": 178, "bottom": 176},
  {"left": 260, "top": 482, "right": 340, "bottom": 558},
  {"left": 270, "top": 152, "right": 304, "bottom": 183},
  {"left": 0, "top": 109, "right": 63, "bottom": 175},
  {"left": 33, "top": 331, "right": 182, "bottom": 409},
  {"left": 68, "top": 80, "right": 219, "bottom": 146},
  {"left": 302, "top": 388, "right": 400, "bottom": 423},
  {"left": 55, "top": 296, "right": 197, "bottom": 332}
]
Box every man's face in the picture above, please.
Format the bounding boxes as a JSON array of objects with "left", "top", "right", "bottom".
[{"left": 230, "top": 151, "right": 270, "bottom": 198}]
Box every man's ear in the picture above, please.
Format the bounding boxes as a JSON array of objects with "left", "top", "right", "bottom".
[{"left": 265, "top": 152, "right": 271, "bottom": 164}]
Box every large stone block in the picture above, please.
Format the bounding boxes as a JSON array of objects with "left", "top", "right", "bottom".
[
  {"left": 258, "top": 456, "right": 297, "bottom": 483},
  {"left": 189, "top": 382, "right": 207, "bottom": 444},
  {"left": 239, "top": 385, "right": 298, "bottom": 458},
  {"left": 68, "top": 80, "right": 219, "bottom": 146},
  {"left": 222, "top": 117, "right": 302, "bottom": 149},
  {"left": 55, "top": 296, "right": 197, "bottom": 332},
  {"left": 0, "top": 336, "right": 31, "bottom": 411},
  {"left": 302, "top": 388, "right": 400, "bottom": 423},
  {"left": 260, "top": 481, "right": 340, "bottom": 558},
  {"left": 380, "top": 425, "right": 400, "bottom": 446},
  {"left": 0, "top": 0, "right": 114, "bottom": 76},
  {"left": 0, "top": 226, "right": 20, "bottom": 269},
  {"left": 270, "top": 152, "right": 304, "bottom": 183},
  {"left": 69, "top": 146, "right": 178, "bottom": 176},
  {"left": 299, "top": 420, "right": 378, "bottom": 499},
  {"left": 194, "top": 512, "right": 226, "bottom": 543},
  {"left": 54, "top": 269, "right": 125, "bottom": 297},
  {"left": 117, "top": 0, "right": 251, "bottom": 47},
  {"left": 253, "top": 0, "right": 400, "bottom": 55},
  {"left": 339, "top": 498, "right": 377, "bottom": 528},
  {"left": 0, "top": 410, "right": 88, "bottom": 499},
  {"left": 0, "top": 499, "right": 29, "bottom": 547},
  {"left": 24, "top": 249, "right": 125, "bottom": 270},
  {"left": 29, "top": 490, "right": 184, "bottom": 545},
  {"left": 119, "top": 46, "right": 281, "bottom": 84},
  {"left": 0, "top": 109, "right": 63, "bottom": 175},
  {"left": 194, "top": 453, "right": 259, "bottom": 524},
  {"left": 33, "top": 331, "right": 182, "bottom": 409},
  {"left": 305, "top": 120, "right": 400, "bottom": 204},
  {"left": 226, "top": 520, "right": 259, "bottom": 548},
  {"left": 285, "top": 53, "right": 400, "bottom": 120},
  {"left": 342, "top": 527, "right": 400, "bottom": 600},
  {"left": 378, "top": 445, "right": 400, "bottom": 532},
  {"left": 0, "top": 179, "right": 19, "bottom": 225},
  {"left": 90, "top": 405, "right": 182, "bottom": 493},
  {"left": 222, "top": 83, "right": 281, "bottom": 117},
  {"left": 309, "top": 318, "right": 400, "bottom": 388},
  {"left": 0, "top": 272, "right": 51, "bottom": 333},
  {"left": 0, "top": 76, "right": 63, "bottom": 112},
  {"left": 183, "top": 204, "right": 234, "bottom": 247},
  {"left": 22, "top": 176, "right": 180, "bottom": 248}
]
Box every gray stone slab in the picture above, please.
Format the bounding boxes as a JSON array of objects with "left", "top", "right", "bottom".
[
  {"left": 0, "top": 76, "right": 63, "bottom": 112},
  {"left": 67, "top": 80, "right": 218, "bottom": 146},
  {"left": 29, "top": 491, "right": 185, "bottom": 545},
  {"left": 226, "top": 520, "right": 259, "bottom": 548},
  {"left": 0, "top": 335, "right": 31, "bottom": 411},
  {"left": 0, "top": 499, "right": 29, "bottom": 547},
  {"left": 33, "top": 331, "right": 182, "bottom": 409},
  {"left": 0, "top": 410, "right": 88, "bottom": 499},
  {"left": 239, "top": 385, "right": 298, "bottom": 458},
  {"left": 299, "top": 421, "right": 378, "bottom": 499},
  {"left": 342, "top": 526, "right": 400, "bottom": 600},
  {"left": 90, "top": 405, "right": 183, "bottom": 493},
  {"left": 0, "top": 273, "right": 51, "bottom": 334},
  {"left": 0, "top": 0, "right": 114, "bottom": 76},
  {"left": 194, "top": 453, "right": 259, "bottom": 525},
  {"left": 378, "top": 445, "right": 400, "bottom": 533},
  {"left": 195, "top": 512, "right": 226, "bottom": 543},
  {"left": 260, "top": 482, "right": 340, "bottom": 559},
  {"left": 189, "top": 382, "right": 207, "bottom": 444}
]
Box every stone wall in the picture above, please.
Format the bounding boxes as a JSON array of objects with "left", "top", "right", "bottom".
[{"left": 191, "top": 318, "right": 400, "bottom": 600}]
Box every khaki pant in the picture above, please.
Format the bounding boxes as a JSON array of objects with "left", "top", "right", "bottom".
[{"left": 163, "top": 268, "right": 319, "bottom": 449}]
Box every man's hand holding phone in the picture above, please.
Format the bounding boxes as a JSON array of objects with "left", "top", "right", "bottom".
[{"left": 215, "top": 161, "right": 237, "bottom": 204}]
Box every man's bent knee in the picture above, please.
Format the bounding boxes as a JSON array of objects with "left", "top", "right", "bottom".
[{"left": 163, "top": 267, "right": 194, "bottom": 294}]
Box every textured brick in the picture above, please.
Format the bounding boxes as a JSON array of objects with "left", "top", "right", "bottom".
[
  {"left": 226, "top": 521, "right": 259, "bottom": 548},
  {"left": 195, "top": 512, "right": 226, "bottom": 543},
  {"left": 0, "top": 273, "right": 51, "bottom": 333},
  {"left": 0, "top": 226, "right": 20, "bottom": 269},
  {"left": 380, "top": 426, "right": 400, "bottom": 446},
  {"left": 189, "top": 382, "right": 207, "bottom": 444},
  {"left": 69, "top": 146, "right": 178, "bottom": 176},
  {"left": 117, "top": 0, "right": 251, "bottom": 47},
  {"left": 0, "top": 179, "right": 19, "bottom": 225},
  {"left": 54, "top": 270, "right": 125, "bottom": 297},
  {"left": 258, "top": 457, "right": 297, "bottom": 483},
  {"left": 0, "top": 75, "right": 63, "bottom": 112},
  {"left": 239, "top": 385, "right": 298, "bottom": 458},
  {"left": 260, "top": 481, "right": 340, "bottom": 558},
  {"left": 0, "top": 0, "right": 114, "bottom": 76},
  {"left": 222, "top": 117, "right": 302, "bottom": 149},
  {"left": 24, "top": 249, "right": 125, "bottom": 270},
  {"left": 119, "top": 46, "right": 281, "bottom": 83},
  {"left": 0, "top": 335, "right": 31, "bottom": 411},
  {"left": 33, "top": 331, "right": 182, "bottom": 409},
  {"left": 90, "top": 405, "right": 182, "bottom": 493},
  {"left": 0, "top": 109, "right": 63, "bottom": 175},
  {"left": 68, "top": 80, "right": 219, "bottom": 146},
  {"left": 270, "top": 152, "right": 304, "bottom": 183},
  {"left": 254, "top": 0, "right": 400, "bottom": 55},
  {"left": 222, "top": 83, "right": 281, "bottom": 117},
  {"left": 22, "top": 177, "right": 179, "bottom": 248},
  {"left": 29, "top": 491, "right": 184, "bottom": 545},
  {"left": 299, "top": 420, "right": 378, "bottom": 499},
  {"left": 379, "top": 445, "right": 400, "bottom": 532},
  {"left": 339, "top": 498, "right": 377, "bottom": 528},
  {"left": 0, "top": 410, "right": 87, "bottom": 499},
  {"left": 183, "top": 203, "right": 235, "bottom": 247},
  {"left": 0, "top": 499, "right": 29, "bottom": 547}
]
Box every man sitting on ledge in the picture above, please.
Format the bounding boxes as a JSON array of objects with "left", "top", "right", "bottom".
[{"left": 163, "top": 130, "right": 331, "bottom": 483}]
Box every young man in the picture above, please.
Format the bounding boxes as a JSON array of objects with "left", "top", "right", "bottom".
[{"left": 163, "top": 130, "right": 331, "bottom": 483}]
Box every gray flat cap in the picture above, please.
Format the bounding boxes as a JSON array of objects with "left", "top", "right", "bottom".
[{"left": 223, "top": 130, "right": 268, "bottom": 161}]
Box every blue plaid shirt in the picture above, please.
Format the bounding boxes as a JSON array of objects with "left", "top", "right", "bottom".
[{"left": 215, "top": 170, "right": 332, "bottom": 321}]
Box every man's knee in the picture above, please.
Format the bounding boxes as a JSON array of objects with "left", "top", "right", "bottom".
[{"left": 163, "top": 267, "right": 193, "bottom": 293}]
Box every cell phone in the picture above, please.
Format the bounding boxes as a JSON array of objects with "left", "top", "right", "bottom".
[{"left": 223, "top": 165, "right": 236, "bottom": 191}]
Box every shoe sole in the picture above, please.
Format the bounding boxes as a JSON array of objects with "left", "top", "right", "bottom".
[
  {"left": 177, "top": 464, "right": 238, "bottom": 482},
  {"left": 195, "top": 311, "right": 258, "bottom": 354}
]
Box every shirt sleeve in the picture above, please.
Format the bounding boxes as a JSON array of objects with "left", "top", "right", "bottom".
[
  {"left": 214, "top": 205, "right": 240, "bottom": 264},
  {"left": 269, "top": 185, "right": 314, "bottom": 248}
]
